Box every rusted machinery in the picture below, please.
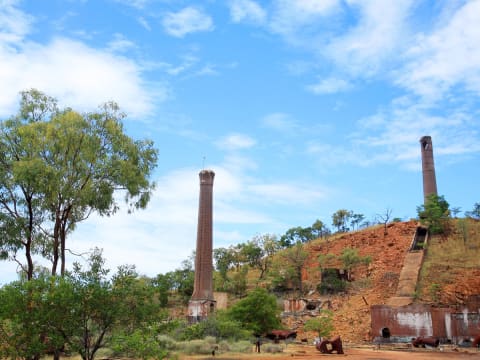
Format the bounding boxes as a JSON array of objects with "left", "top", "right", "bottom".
[
  {"left": 412, "top": 336, "right": 439, "bottom": 348},
  {"left": 316, "top": 336, "right": 344, "bottom": 354},
  {"left": 265, "top": 330, "right": 297, "bottom": 343}
]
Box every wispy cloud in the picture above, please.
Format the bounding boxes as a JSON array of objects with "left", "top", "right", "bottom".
[
  {"left": 137, "top": 17, "right": 151, "bottom": 31},
  {"left": 229, "top": 0, "right": 266, "bottom": 25},
  {"left": 216, "top": 133, "right": 256, "bottom": 151},
  {"left": 324, "top": 0, "right": 414, "bottom": 77},
  {"left": 349, "top": 94, "right": 480, "bottom": 170},
  {"left": 0, "top": 0, "right": 32, "bottom": 44},
  {"left": 269, "top": 0, "right": 341, "bottom": 37},
  {"left": 396, "top": 0, "right": 480, "bottom": 100},
  {"left": 107, "top": 33, "right": 136, "bottom": 53},
  {"left": 261, "top": 112, "right": 299, "bottom": 133},
  {"left": 307, "top": 77, "right": 352, "bottom": 94},
  {"left": 162, "top": 7, "right": 213, "bottom": 38},
  {"left": 248, "top": 183, "right": 325, "bottom": 204},
  {"left": 113, "top": 0, "right": 150, "bottom": 10}
]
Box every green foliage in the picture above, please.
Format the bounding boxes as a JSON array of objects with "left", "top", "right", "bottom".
[
  {"left": 0, "top": 89, "right": 158, "bottom": 278},
  {"left": 303, "top": 309, "right": 334, "bottom": 338},
  {"left": 317, "top": 253, "right": 337, "bottom": 269},
  {"left": 213, "top": 247, "right": 237, "bottom": 286},
  {"left": 111, "top": 327, "right": 169, "bottom": 360},
  {"left": 350, "top": 213, "right": 365, "bottom": 231},
  {"left": 239, "top": 234, "right": 280, "bottom": 279},
  {"left": 332, "top": 209, "right": 353, "bottom": 232},
  {"left": 270, "top": 242, "right": 309, "bottom": 292},
  {"left": 226, "top": 288, "right": 281, "bottom": 335},
  {"left": 223, "top": 340, "right": 253, "bottom": 353},
  {"left": 429, "top": 283, "right": 441, "bottom": 304},
  {"left": 177, "top": 339, "right": 217, "bottom": 355},
  {"left": 465, "top": 202, "right": 480, "bottom": 220},
  {"left": 339, "top": 248, "right": 371, "bottom": 280},
  {"left": 0, "top": 275, "right": 69, "bottom": 360},
  {"left": 311, "top": 219, "right": 331, "bottom": 238},
  {"left": 318, "top": 269, "right": 347, "bottom": 294},
  {"left": 177, "top": 312, "right": 250, "bottom": 341},
  {"left": 263, "top": 343, "right": 284, "bottom": 353},
  {"left": 280, "top": 220, "right": 331, "bottom": 248},
  {"left": 0, "top": 249, "right": 165, "bottom": 360},
  {"left": 417, "top": 194, "right": 451, "bottom": 234},
  {"left": 160, "top": 257, "right": 194, "bottom": 305}
]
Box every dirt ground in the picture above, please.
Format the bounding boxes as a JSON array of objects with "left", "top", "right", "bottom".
[{"left": 180, "top": 343, "right": 480, "bottom": 359}]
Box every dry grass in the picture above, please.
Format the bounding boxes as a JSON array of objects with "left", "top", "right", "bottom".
[{"left": 417, "top": 218, "right": 480, "bottom": 302}]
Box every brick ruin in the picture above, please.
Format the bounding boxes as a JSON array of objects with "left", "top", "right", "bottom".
[
  {"left": 187, "top": 170, "right": 216, "bottom": 323},
  {"left": 420, "top": 135, "right": 438, "bottom": 203}
]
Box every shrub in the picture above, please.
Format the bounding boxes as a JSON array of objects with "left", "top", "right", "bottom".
[
  {"left": 262, "top": 343, "right": 283, "bottom": 353},
  {"left": 228, "top": 340, "right": 254, "bottom": 353},
  {"left": 156, "top": 335, "right": 177, "bottom": 351},
  {"left": 176, "top": 313, "right": 250, "bottom": 341},
  {"left": 178, "top": 339, "right": 216, "bottom": 355}
]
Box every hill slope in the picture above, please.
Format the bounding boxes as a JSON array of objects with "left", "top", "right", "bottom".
[{"left": 295, "top": 219, "right": 480, "bottom": 343}]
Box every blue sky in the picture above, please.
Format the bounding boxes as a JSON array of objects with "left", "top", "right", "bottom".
[{"left": 1, "top": 0, "right": 479, "bottom": 284}]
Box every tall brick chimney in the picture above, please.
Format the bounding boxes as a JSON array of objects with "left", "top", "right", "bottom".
[
  {"left": 188, "top": 170, "right": 216, "bottom": 322},
  {"left": 420, "top": 136, "right": 438, "bottom": 203}
]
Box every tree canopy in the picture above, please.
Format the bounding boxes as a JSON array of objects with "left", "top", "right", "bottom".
[
  {"left": 0, "top": 249, "right": 164, "bottom": 360},
  {"left": 0, "top": 89, "right": 158, "bottom": 279},
  {"left": 226, "top": 287, "right": 281, "bottom": 335},
  {"left": 417, "top": 194, "right": 450, "bottom": 234}
]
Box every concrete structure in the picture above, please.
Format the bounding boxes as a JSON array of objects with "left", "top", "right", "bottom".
[
  {"left": 420, "top": 136, "right": 438, "bottom": 203},
  {"left": 188, "top": 170, "right": 216, "bottom": 323}
]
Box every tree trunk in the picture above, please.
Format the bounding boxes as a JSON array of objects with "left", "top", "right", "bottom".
[
  {"left": 51, "top": 211, "right": 61, "bottom": 276},
  {"left": 26, "top": 200, "right": 35, "bottom": 280}
]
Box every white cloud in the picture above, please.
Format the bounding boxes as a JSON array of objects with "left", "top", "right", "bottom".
[
  {"left": 249, "top": 183, "right": 325, "bottom": 204},
  {"left": 0, "top": 0, "right": 32, "bottom": 44},
  {"left": 307, "top": 77, "right": 352, "bottom": 94},
  {"left": 325, "top": 0, "right": 414, "bottom": 76},
  {"left": 396, "top": 0, "right": 480, "bottom": 99},
  {"left": 262, "top": 112, "right": 298, "bottom": 132},
  {"left": 137, "top": 17, "right": 151, "bottom": 31},
  {"left": 270, "top": 0, "right": 340, "bottom": 36},
  {"left": 113, "top": 0, "right": 150, "bottom": 9},
  {"left": 348, "top": 94, "right": 480, "bottom": 170},
  {"left": 107, "top": 33, "right": 136, "bottom": 53},
  {"left": 0, "top": 36, "right": 166, "bottom": 118},
  {"left": 229, "top": 0, "right": 266, "bottom": 24},
  {"left": 216, "top": 133, "right": 256, "bottom": 151},
  {"left": 162, "top": 7, "right": 213, "bottom": 38}
]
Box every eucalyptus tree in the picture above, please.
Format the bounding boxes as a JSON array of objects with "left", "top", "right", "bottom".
[
  {"left": 0, "top": 89, "right": 158, "bottom": 279},
  {"left": 332, "top": 209, "right": 353, "bottom": 233}
]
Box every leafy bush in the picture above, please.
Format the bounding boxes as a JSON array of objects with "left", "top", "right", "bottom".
[
  {"left": 318, "top": 269, "right": 347, "bottom": 294},
  {"left": 417, "top": 194, "right": 450, "bottom": 234},
  {"left": 227, "top": 340, "right": 254, "bottom": 353},
  {"left": 111, "top": 328, "right": 169, "bottom": 360},
  {"left": 156, "top": 335, "right": 177, "bottom": 351},
  {"left": 176, "top": 312, "right": 250, "bottom": 341},
  {"left": 262, "top": 343, "right": 283, "bottom": 353},
  {"left": 177, "top": 339, "right": 217, "bottom": 355},
  {"left": 226, "top": 287, "right": 281, "bottom": 334}
]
